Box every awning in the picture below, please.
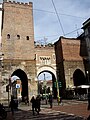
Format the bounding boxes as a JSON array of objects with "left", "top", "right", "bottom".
[
  {"left": 77, "top": 85, "right": 90, "bottom": 89},
  {"left": 11, "top": 75, "right": 20, "bottom": 83}
]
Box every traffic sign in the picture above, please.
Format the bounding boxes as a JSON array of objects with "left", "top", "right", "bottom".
[{"left": 16, "top": 84, "right": 20, "bottom": 88}]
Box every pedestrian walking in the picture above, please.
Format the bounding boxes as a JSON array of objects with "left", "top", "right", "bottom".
[
  {"left": 24, "top": 96, "right": 29, "bottom": 105},
  {"left": 48, "top": 93, "right": 53, "bottom": 108},
  {"left": 60, "top": 96, "right": 62, "bottom": 105},
  {"left": 30, "top": 95, "right": 36, "bottom": 115},
  {"left": 9, "top": 95, "right": 15, "bottom": 115},
  {"left": 36, "top": 95, "right": 41, "bottom": 115}
]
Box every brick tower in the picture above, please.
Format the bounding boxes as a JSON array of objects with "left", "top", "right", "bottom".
[
  {"left": 2, "top": 1, "right": 35, "bottom": 60},
  {"left": 1, "top": 1, "right": 37, "bottom": 101}
]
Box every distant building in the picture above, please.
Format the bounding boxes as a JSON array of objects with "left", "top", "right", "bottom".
[
  {"left": 78, "top": 18, "right": 90, "bottom": 84},
  {"left": 12, "top": 79, "right": 22, "bottom": 99},
  {"left": 39, "top": 80, "right": 52, "bottom": 94}
]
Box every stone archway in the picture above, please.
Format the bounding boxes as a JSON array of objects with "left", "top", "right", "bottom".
[
  {"left": 37, "top": 66, "right": 56, "bottom": 78},
  {"left": 73, "top": 69, "right": 86, "bottom": 86},
  {"left": 37, "top": 66, "right": 57, "bottom": 98},
  {"left": 11, "top": 69, "right": 28, "bottom": 102}
]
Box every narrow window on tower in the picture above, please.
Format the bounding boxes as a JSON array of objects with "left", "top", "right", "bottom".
[
  {"left": 17, "top": 35, "right": 20, "bottom": 40},
  {"left": 7, "top": 34, "right": 10, "bottom": 39},
  {"left": 26, "top": 36, "right": 29, "bottom": 40}
]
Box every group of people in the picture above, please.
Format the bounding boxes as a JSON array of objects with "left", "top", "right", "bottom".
[
  {"left": 30, "top": 95, "right": 41, "bottom": 115},
  {"left": 30, "top": 93, "right": 53, "bottom": 115},
  {"left": 9, "top": 93, "right": 53, "bottom": 116}
]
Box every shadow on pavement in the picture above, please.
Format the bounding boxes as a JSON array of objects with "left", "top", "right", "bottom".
[{"left": 5, "top": 108, "right": 85, "bottom": 120}]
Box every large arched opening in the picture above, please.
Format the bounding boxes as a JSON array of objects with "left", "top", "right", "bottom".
[
  {"left": 37, "top": 66, "right": 57, "bottom": 98},
  {"left": 73, "top": 69, "right": 86, "bottom": 86},
  {"left": 73, "top": 69, "right": 87, "bottom": 96},
  {"left": 11, "top": 69, "right": 28, "bottom": 102}
]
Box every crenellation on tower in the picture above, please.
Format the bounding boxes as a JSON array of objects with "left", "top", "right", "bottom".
[
  {"left": 21, "top": 2, "right": 24, "bottom": 5},
  {"left": 3, "top": 1, "right": 33, "bottom": 7}
]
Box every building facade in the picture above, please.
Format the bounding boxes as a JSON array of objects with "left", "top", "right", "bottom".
[
  {"left": 1, "top": 1, "right": 37, "bottom": 101},
  {"left": 54, "top": 37, "right": 85, "bottom": 97},
  {"left": 0, "top": 1, "right": 87, "bottom": 101},
  {"left": 0, "top": 1, "right": 57, "bottom": 101},
  {"left": 35, "top": 45, "right": 57, "bottom": 98},
  {"left": 79, "top": 18, "right": 90, "bottom": 85}
]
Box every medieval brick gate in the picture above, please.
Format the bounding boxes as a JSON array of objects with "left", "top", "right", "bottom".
[
  {"left": 0, "top": 1, "right": 86, "bottom": 102},
  {"left": 0, "top": 1, "right": 57, "bottom": 102},
  {"left": 35, "top": 45, "right": 57, "bottom": 98}
]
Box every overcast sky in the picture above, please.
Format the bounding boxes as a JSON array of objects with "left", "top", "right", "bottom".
[{"left": 1, "top": 0, "right": 90, "bottom": 44}]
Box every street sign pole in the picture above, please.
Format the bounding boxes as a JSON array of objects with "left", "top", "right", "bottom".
[{"left": 56, "top": 80, "right": 60, "bottom": 101}]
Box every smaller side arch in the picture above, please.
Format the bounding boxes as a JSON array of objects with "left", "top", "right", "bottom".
[
  {"left": 73, "top": 69, "right": 86, "bottom": 86},
  {"left": 37, "top": 65, "right": 57, "bottom": 98},
  {"left": 11, "top": 69, "right": 28, "bottom": 102}
]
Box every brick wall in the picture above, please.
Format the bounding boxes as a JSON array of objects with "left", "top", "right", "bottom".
[
  {"left": 35, "top": 45, "right": 56, "bottom": 65},
  {"left": 0, "top": 1, "right": 37, "bottom": 100},
  {"left": 54, "top": 37, "right": 85, "bottom": 92},
  {"left": 2, "top": 1, "right": 35, "bottom": 60}
]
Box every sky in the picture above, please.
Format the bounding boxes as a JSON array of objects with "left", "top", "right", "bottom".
[{"left": 8, "top": 0, "right": 90, "bottom": 44}]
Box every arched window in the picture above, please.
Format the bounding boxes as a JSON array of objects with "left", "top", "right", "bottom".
[
  {"left": 26, "top": 36, "right": 29, "bottom": 40},
  {"left": 17, "top": 35, "right": 20, "bottom": 39},
  {"left": 73, "top": 69, "right": 86, "bottom": 86},
  {"left": 7, "top": 34, "right": 10, "bottom": 39}
]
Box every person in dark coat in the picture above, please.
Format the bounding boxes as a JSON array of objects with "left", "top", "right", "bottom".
[
  {"left": 30, "top": 95, "right": 36, "bottom": 115},
  {"left": 36, "top": 95, "right": 41, "bottom": 115},
  {"left": 9, "top": 95, "right": 15, "bottom": 115},
  {"left": 48, "top": 93, "right": 53, "bottom": 108}
]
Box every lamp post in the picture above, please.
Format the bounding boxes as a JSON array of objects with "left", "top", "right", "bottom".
[
  {"left": 86, "top": 71, "right": 90, "bottom": 95},
  {"left": 44, "top": 73, "right": 47, "bottom": 104},
  {"left": 87, "top": 71, "right": 89, "bottom": 85},
  {"left": 56, "top": 70, "right": 60, "bottom": 103},
  {"left": 44, "top": 73, "right": 46, "bottom": 94}
]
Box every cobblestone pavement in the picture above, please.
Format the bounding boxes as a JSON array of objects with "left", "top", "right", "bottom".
[
  {"left": 52, "top": 100, "right": 90, "bottom": 118},
  {"left": 6, "top": 108, "right": 84, "bottom": 120},
  {"left": 4, "top": 100, "right": 90, "bottom": 120}
]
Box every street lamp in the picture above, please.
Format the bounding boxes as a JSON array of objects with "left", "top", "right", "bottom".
[
  {"left": 86, "top": 70, "right": 90, "bottom": 95},
  {"left": 87, "top": 71, "right": 89, "bottom": 84},
  {"left": 56, "top": 70, "right": 60, "bottom": 103},
  {"left": 43, "top": 73, "right": 47, "bottom": 104},
  {"left": 43, "top": 73, "right": 46, "bottom": 94}
]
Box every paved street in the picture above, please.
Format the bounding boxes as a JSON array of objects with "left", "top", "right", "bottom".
[
  {"left": 6, "top": 108, "right": 84, "bottom": 120},
  {"left": 5, "top": 100, "right": 90, "bottom": 120}
]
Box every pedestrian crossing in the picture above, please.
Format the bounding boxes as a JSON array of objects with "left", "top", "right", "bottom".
[
  {"left": 13, "top": 108, "right": 85, "bottom": 120},
  {"left": 41, "top": 99, "right": 87, "bottom": 108}
]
